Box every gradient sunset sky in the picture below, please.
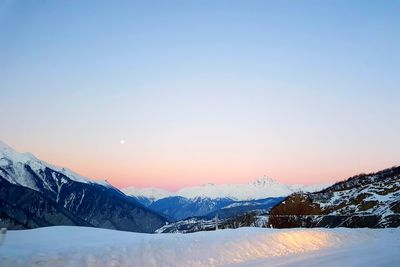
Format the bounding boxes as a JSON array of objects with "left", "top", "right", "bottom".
[{"left": 1, "top": 1, "right": 399, "bottom": 190}]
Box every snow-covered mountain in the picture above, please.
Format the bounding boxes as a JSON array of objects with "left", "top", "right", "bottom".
[
  {"left": 0, "top": 140, "right": 106, "bottom": 189},
  {"left": 177, "top": 178, "right": 327, "bottom": 200},
  {"left": 0, "top": 141, "right": 168, "bottom": 232},
  {"left": 123, "top": 177, "right": 328, "bottom": 202},
  {"left": 123, "top": 175, "right": 328, "bottom": 221}
]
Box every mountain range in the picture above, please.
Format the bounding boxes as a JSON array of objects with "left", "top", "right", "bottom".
[
  {"left": 0, "top": 141, "right": 326, "bottom": 229},
  {"left": 2, "top": 140, "right": 397, "bottom": 232},
  {"left": 123, "top": 177, "right": 327, "bottom": 220},
  {"left": 158, "top": 167, "right": 400, "bottom": 233},
  {"left": 122, "top": 179, "right": 327, "bottom": 202}
]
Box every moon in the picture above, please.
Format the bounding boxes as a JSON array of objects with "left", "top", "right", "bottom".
[{"left": 120, "top": 140, "right": 125, "bottom": 145}]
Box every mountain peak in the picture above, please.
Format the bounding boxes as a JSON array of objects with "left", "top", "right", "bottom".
[
  {"left": 252, "top": 176, "right": 276, "bottom": 186},
  {"left": 0, "top": 140, "right": 93, "bottom": 185},
  {"left": 0, "top": 140, "right": 39, "bottom": 165},
  {"left": 0, "top": 140, "right": 12, "bottom": 150}
]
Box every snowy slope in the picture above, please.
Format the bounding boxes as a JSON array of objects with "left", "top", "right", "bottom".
[
  {"left": 1, "top": 226, "right": 399, "bottom": 267},
  {"left": 0, "top": 140, "right": 101, "bottom": 188},
  {"left": 123, "top": 177, "right": 329, "bottom": 201},
  {"left": 316, "top": 167, "right": 400, "bottom": 218}
]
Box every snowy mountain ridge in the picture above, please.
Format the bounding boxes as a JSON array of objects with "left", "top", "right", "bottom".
[
  {"left": 123, "top": 177, "right": 328, "bottom": 201},
  {"left": 0, "top": 140, "right": 97, "bottom": 187}
]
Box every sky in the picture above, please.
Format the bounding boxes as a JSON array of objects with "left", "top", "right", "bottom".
[{"left": 0, "top": 1, "right": 399, "bottom": 190}]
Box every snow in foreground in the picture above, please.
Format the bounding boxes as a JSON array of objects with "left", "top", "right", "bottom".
[{"left": 1, "top": 226, "right": 399, "bottom": 267}]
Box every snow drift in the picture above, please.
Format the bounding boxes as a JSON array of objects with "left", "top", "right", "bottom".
[{"left": 1, "top": 226, "right": 399, "bottom": 267}]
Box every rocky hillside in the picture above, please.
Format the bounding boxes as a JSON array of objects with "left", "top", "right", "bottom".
[
  {"left": 0, "top": 178, "right": 92, "bottom": 229},
  {"left": 269, "top": 167, "right": 400, "bottom": 228}
]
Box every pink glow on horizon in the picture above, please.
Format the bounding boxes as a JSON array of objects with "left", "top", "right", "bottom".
[
  {"left": 10, "top": 141, "right": 396, "bottom": 191},
  {"left": 94, "top": 165, "right": 393, "bottom": 191}
]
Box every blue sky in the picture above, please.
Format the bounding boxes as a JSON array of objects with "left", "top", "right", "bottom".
[{"left": 1, "top": 1, "right": 399, "bottom": 189}]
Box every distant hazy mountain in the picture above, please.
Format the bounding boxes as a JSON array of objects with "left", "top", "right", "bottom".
[
  {"left": 123, "top": 177, "right": 328, "bottom": 202},
  {"left": 143, "top": 196, "right": 285, "bottom": 221},
  {"left": 123, "top": 177, "right": 327, "bottom": 221},
  {"left": 0, "top": 141, "right": 168, "bottom": 232},
  {"left": 123, "top": 187, "right": 172, "bottom": 204},
  {"left": 147, "top": 196, "right": 234, "bottom": 220}
]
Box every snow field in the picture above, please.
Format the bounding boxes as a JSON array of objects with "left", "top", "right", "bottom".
[{"left": 0, "top": 226, "right": 398, "bottom": 267}]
